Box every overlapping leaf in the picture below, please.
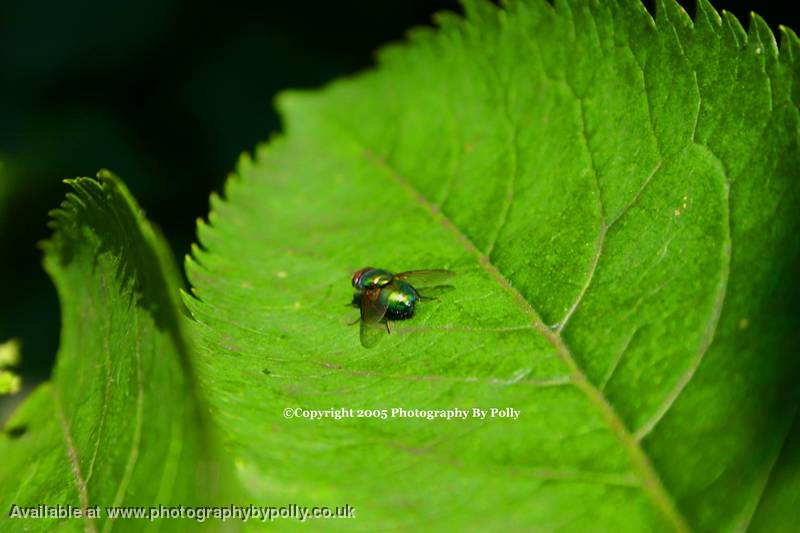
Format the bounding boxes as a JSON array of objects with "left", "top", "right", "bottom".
[{"left": 0, "top": 173, "right": 226, "bottom": 532}]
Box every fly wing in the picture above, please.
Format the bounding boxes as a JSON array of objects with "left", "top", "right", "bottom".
[
  {"left": 358, "top": 287, "right": 389, "bottom": 348},
  {"left": 359, "top": 287, "right": 389, "bottom": 323},
  {"left": 393, "top": 269, "right": 455, "bottom": 288},
  {"left": 360, "top": 320, "right": 386, "bottom": 348},
  {"left": 416, "top": 284, "right": 455, "bottom": 300}
]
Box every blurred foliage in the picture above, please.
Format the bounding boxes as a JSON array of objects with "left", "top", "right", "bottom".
[{"left": 0, "top": 338, "right": 21, "bottom": 395}]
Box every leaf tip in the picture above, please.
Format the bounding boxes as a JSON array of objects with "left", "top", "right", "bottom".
[
  {"left": 274, "top": 89, "right": 307, "bottom": 122},
  {"left": 96, "top": 168, "right": 117, "bottom": 181},
  {"left": 748, "top": 11, "right": 779, "bottom": 59},
  {"left": 778, "top": 25, "right": 800, "bottom": 62},
  {"left": 659, "top": 0, "right": 692, "bottom": 29},
  {"left": 721, "top": 9, "right": 748, "bottom": 46},
  {"left": 178, "top": 287, "right": 200, "bottom": 308},
  {"left": 694, "top": 0, "right": 722, "bottom": 28}
]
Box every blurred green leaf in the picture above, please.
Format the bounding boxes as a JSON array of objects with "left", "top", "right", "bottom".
[
  {"left": 185, "top": 0, "right": 799, "bottom": 530},
  {"left": 0, "top": 173, "right": 227, "bottom": 531},
  {"left": 0, "top": 339, "right": 22, "bottom": 395},
  {"left": 749, "top": 411, "right": 800, "bottom": 531},
  {"left": 0, "top": 338, "right": 21, "bottom": 367},
  {"left": 0, "top": 373, "right": 21, "bottom": 396}
]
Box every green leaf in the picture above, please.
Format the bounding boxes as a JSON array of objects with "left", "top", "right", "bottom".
[
  {"left": 184, "top": 0, "right": 799, "bottom": 531},
  {"left": 0, "top": 173, "right": 227, "bottom": 532}
]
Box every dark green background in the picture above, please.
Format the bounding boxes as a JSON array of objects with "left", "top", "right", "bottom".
[{"left": 0, "top": 0, "right": 793, "bottom": 383}]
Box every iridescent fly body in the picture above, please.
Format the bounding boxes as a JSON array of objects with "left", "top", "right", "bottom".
[{"left": 350, "top": 267, "right": 455, "bottom": 348}]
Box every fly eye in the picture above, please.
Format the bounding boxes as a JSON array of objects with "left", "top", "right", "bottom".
[{"left": 352, "top": 267, "right": 371, "bottom": 288}]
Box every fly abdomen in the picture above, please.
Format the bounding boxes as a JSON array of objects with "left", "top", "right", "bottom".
[{"left": 381, "top": 280, "right": 418, "bottom": 321}]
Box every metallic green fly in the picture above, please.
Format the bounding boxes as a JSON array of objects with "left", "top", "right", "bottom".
[{"left": 350, "top": 267, "right": 455, "bottom": 348}]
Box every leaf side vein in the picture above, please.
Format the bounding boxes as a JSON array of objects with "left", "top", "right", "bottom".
[{"left": 53, "top": 385, "right": 97, "bottom": 533}]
